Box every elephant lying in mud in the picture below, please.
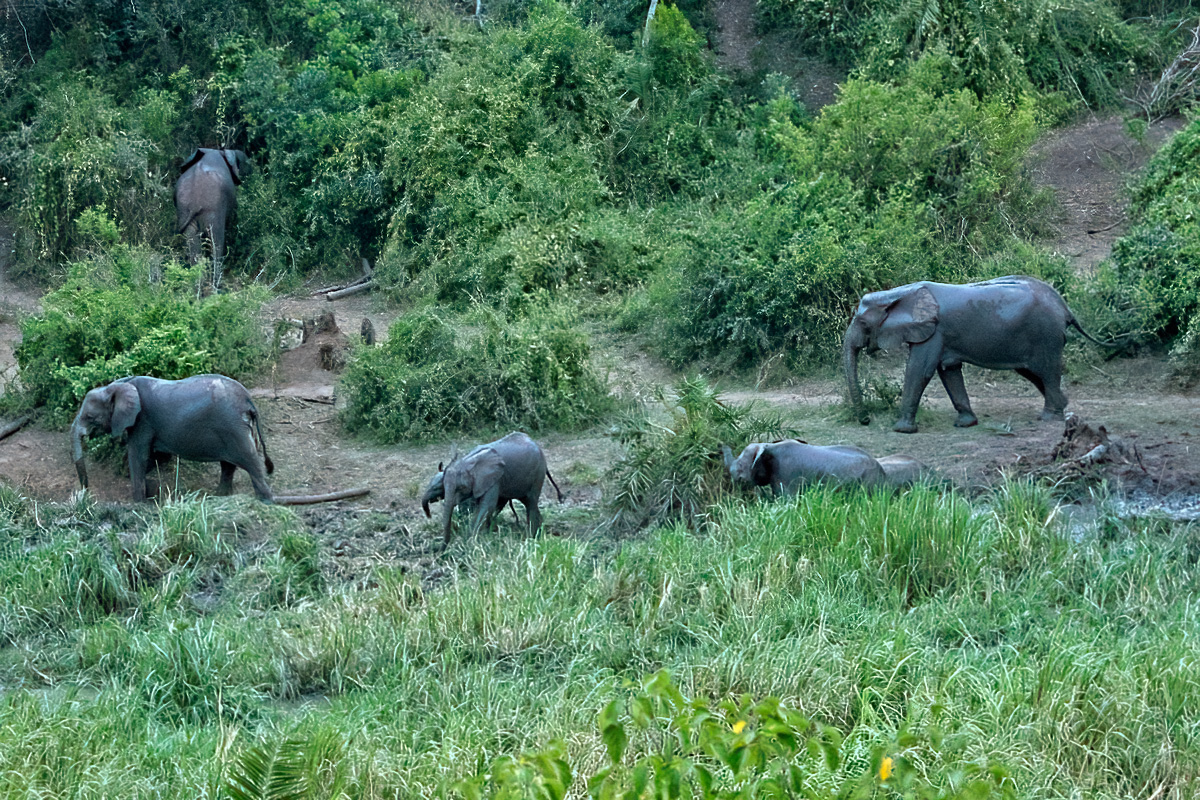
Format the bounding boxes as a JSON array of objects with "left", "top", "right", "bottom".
[
  {"left": 844, "top": 275, "right": 1113, "bottom": 433},
  {"left": 722, "top": 440, "right": 928, "bottom": 496},
  {"left": 71, "top": 375, "right": 274, "bottom": 502},
  {"left": 420, "top": 432, "right": 563, "bottom": 547}
]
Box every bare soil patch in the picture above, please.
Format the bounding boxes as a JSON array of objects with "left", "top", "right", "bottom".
[{"left": 1028, "top": 113, "right": 1186, "bottom": 274}]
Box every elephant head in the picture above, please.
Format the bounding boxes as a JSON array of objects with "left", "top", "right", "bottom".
[
  {"left": 71, "top": 380, "right": 141, "bottom": 488},
  {"left": 722, "top": 443, "right": 774, "bottom": 488},
  {"left": 844, "top": 283, "right": 939, "bottom": 425}
]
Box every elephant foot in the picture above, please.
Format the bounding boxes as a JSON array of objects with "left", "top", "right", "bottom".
[
  {"left": 953, "top": 413, "right": 979, "bottom": 428},
  {"left": 892, "top": 420, "right": 919, "bottom": 434},
  {"left": 1039, "top": 409, "right": 1065, "bottom": 422}
]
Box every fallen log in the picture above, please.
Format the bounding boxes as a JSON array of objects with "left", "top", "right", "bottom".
[
  {"left": 274, "top": 487, "right": 370, "bottom": 505},
  {"left": 0, "top": 415, "right": 31, "bottom": 443},
  {"left": 326, "top": 280, "right": 374, "bottom": 301}
]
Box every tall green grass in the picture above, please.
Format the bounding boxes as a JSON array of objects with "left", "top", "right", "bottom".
[{"left": 0, "top": 482, "right": 1198, "bottom": 797}]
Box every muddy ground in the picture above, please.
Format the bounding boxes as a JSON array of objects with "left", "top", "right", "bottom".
[{"left": 0, "top": 112, "right": 1196, "bottom": 582}]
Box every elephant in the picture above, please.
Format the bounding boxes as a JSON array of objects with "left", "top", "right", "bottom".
[
  {"left": 71, "top": 374, "right": 274, "bottom": 502},
  {"left": 843, "top": 275, "right": 1111, "bottom": 433},
  {"left": 420, "top": 431, "right": 563, "bottom": 547},
  {"left": 174, "top": 148, "right": 250, "bottom": 269},
  {"left": 723, "top": 440, "right": 925, "bottom": 495}
]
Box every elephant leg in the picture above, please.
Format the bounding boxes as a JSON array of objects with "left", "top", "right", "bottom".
[
  {"left": 217, "top": 462, "right": 237, "bottom": 496},
  {"left": 184, "top": 225, "right": 202, "bottom": 265},
  {"left": 242, "top": 460, "right": 274, "bottom": 503},
  {"left": 127, "top": 446, "right": 149, "bottom": 502},
  {"left": 894, "top": 347, "right": 939, "bottom": 433},
  {"left": 937, "top": 365, "right": 978, "bottom": 428},
  {"left": 472, "top": 484, "right": 501, "bottom": 536},
  {"left": 524, "top": 498, "right": 542, "bottom": 535},
  {"left": 1016, "top": 367, "right": 1067, "bottom": 420},
  {"left": 208, "top": 215, "right": 226, "bottom": 272}
]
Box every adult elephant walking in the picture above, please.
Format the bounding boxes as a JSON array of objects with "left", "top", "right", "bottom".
[
  {"left": 71, "top": 374, "right": 274, "bottom": 502},
  {"left": 174, "top": 148, "right": 250, "bottom": 269},
  {"left": 844, "top": 275, "right": 1111, "bottom": 433}
]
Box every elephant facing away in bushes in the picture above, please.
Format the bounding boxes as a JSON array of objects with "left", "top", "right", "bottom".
[
  {"left": 722, "top": 440, "right": 927, "bottom": 496},
  {"left": 175, "top": 148, "right": 250, "bottom": 269},
  {"left": 71, "top": 374, "right": 274, "bottom": 502},
  {"left": 420, "top": 431, "right": 563, "bottom": 547},
  {"left": 844, "top": 275, "right": 1112, "bottom": 433}
]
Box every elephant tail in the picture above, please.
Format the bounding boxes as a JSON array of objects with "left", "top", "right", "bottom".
[
  {"left": 545, "top": 469, "right": 564, "bottom": 503},
  {"left": 250, "top": 404, "right": 275, "bottom": 475},
  {"left": 1068, "top": 316, "right": 1124, "bottom": 350},
  {"left": 177, "top": 208, "right": 203, "bottom": 234}
]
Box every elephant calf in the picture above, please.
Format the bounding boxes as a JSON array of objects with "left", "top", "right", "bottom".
[
  {"left": 420, "top": 431, "right": 563, "bottom": 547},
  {"left": 71, "top": 374, "right": 274, "bottom": 502},
  {"left": 722, "top": 440, "right": 927, "bottom": 495}
]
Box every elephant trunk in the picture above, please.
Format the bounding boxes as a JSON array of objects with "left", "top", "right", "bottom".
[
  {"left": 843, "top": 324, "right": 870, "bottom": 425},
  {"left": 71, "top": 416, "right": 89, "bottom": 488},
  {"left": 420, "top": 472, "right": 444, "bottom": 519},
  {"left": 721, "top": 445, "right": 735, "bottom": 474}
]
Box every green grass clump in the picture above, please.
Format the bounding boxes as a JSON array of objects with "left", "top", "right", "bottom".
[
  {"left": 339, "top": 305, "right": 613, "bottom": 441},
  {"left": 1, "top": 482, "right": 1200, "bottom": 796}
]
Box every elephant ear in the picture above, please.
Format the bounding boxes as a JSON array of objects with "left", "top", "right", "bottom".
[
  {"left": 218, "top": 150, "right": 244, "bottom": 186},
  {"left": 467, "top": 450, "right": 506, "bottom": 503},
  {"left": 876, "top": 285, "right": 939, "bottom": 351},
  {"left": 749, "top": 445, "right": 775, "bottom": 487},
  {"left": 108, "top": 382, "right": 141, "bottom": 439},
  {"left": 179, "top": 149, "right": 204, "bottom": 175}
]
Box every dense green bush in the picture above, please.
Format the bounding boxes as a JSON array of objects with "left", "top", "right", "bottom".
[
  {"left": 606, "top": 376, "right": 794, "bottom": 530},
  {"left": 339, "top": 304, "right": 612, "bottom": 441},
  {"left": 758, "top": 0, "right": 1155, "bottom": 108},
  {"left": 1106, "top": 117, "right": 1200, "bottom": 377},
  {"left": 11, "top": 236, "right": 270, "bottom": 423}
]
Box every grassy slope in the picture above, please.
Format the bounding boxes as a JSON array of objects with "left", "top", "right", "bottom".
[{"left": 1, "top": 482, "right": 1198, "bottom": 797}]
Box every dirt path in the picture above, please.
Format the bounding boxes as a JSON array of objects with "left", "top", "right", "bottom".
[{"left": 1029, "top": 114, "right": 1186, "bottom": 273}]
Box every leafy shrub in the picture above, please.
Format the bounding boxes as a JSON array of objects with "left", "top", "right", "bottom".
[
  {"left": 339, "top": 304, "right": 612, "bottom": 441},
  {"left": 457, "top": 669, "right": 1014, "bottom": 799},
  {"left": 1107, "top": 117, "right": 1200, "bottom": 376},
  {"left": 606, "top": 376, "right": 793, "bottom": 531},
  {"left": 760, "top": 0, "right": 1153, "bottom": 108},
  {"left": 0, "top": 80, "right": 168, "bottom": 269},
  {"left": 11, "top": 244, "right": 270, "bottom": 423}
]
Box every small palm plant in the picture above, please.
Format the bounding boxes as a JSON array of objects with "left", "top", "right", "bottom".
[{"left": 606, "top": 376, "right": 794, "bottom": 531}]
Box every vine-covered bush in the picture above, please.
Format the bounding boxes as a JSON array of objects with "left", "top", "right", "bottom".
[
  {"left": 339, "top": 304, "right": 612, "bottom": 441},
  {"left": 12, "top": 232, "right": 270, "bottom": 423}
]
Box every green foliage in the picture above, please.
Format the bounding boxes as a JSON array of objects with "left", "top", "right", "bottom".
[
  {"left": 223, "top": 727, "right": 353, "bottom": 800},
  {"left": 605, "top": 376, "right": 793, "bottom": 530},
  {"left": 760, "top": 0, "right": 1154, "bottom": 108},
  {"left": 11, "top": 247, "right": 270, "bottom": 423},
  {"left": 0, "top": 79, "right": 167, "bottom": 269},
  {"left": 460, "top": 670, "right": 1014, "bottom": 800},
  {"left": 1107, "top": 117, "right": 1200, "bottom": 376},
  {"left": 339, "top": 304, "right": 612, "bottom": 441}
]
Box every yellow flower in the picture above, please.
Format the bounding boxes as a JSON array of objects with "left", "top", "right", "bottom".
[
  {"left": 879, "top": 756, "right": 894, "bottom": 782},
  {"left": 732, "top": 720, "right": 747, "bottom": 734}
]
